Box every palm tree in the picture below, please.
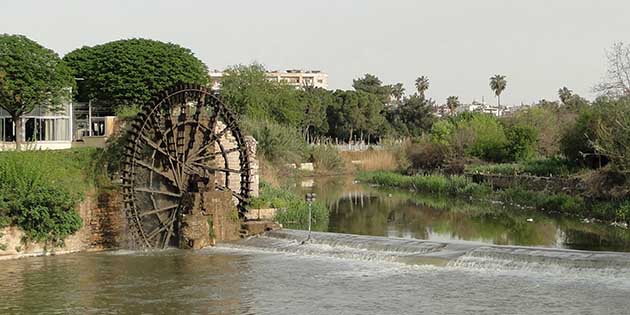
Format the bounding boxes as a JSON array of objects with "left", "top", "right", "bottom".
[
  {"left": 446, "top": 96, "right": 460, "bottom": 115},
  {"left": 558, "top": 86, "right": 573, "bottom": 105},
  {"left": 489, "top": 74, "right": 507, "bottom": 107},
  {"left": 415, "top": 76, "right": 430, "bottom": 97},
  {"left": 390, "top": 83, "right": 405, "bottom": 103}
]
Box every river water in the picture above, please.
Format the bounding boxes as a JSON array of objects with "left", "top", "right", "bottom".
[{"left": 2, "top": 176, "right": 630, "bottom": 314}]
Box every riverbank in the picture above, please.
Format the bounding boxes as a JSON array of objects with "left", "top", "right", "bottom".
[{"left": 358, "top": 171, "right": 630, "bottom": 225}]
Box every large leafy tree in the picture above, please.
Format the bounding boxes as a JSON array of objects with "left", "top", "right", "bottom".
[
  {"left": 0, "top": 34, "right": 74, "bottom": 149},
  {"left": 352, "top": 73, "right": 393, "bottom": 105},
  {"left": 396, "top": 94, "right": 434, "bottom": 136},
  {"left": 327, "top": 90, "right": 386, "bottom": 141},
  {"left": 489, "top": 74, "right": 507, "bottom": 107},
  {"left": 63, "top": 38, "right": 209, "bottom": 110},
  {"left": 220, "top": 63, "right": 304, "bottom": 127},
  {"left": 301, "top": 86, "right": 333, "bottom": 139}
]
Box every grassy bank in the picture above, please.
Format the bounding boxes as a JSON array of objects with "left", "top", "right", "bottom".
[
  {"left": 0, "top": 148, "right": 100, "bottom": 242},
  {"left": 357, "top": 171, "right": 490, "bottom": 197},
  {"left": 466, "top": 158, "right": 580, "bottom": 177},
  {"left": 248, "top": 182, "right": 329, "bottom": 231},
  {"left": 359, "top": 171, "right": 629, "bottom": 224}
]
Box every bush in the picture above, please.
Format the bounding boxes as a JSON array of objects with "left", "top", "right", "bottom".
[
  {"left": 504, "top": 125, "right": 538, "bottom": 161},
  {"left": 249, "top": 182, "right": 329, "bottom": 231},
  {"left": 0, "top": 149, "right": 96, "bottom": 242},
  {"left": 243, "top": 118, "right": 310, "bottom": 165},
  {"left": 560, "top": 107, "right": 597, "bottom": 166},
  {"left": 407, "top": 138, "right": 449, "bottom": 172}
]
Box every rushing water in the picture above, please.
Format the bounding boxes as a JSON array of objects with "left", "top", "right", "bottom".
[
  {"left": 291, "top": 176, "right": 630, "bottom": 252},
  {"left": 2, "top": 175, "right": 630, "bottom": 314},
  {"left": 2, "top": 233, "right": 630, "bottom": 314}
]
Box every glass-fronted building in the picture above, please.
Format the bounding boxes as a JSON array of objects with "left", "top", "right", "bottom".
[{"left": 0, "top": 102, "right": 73, "bottom": 150}]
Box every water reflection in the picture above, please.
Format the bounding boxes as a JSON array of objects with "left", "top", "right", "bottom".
[{"left": 295, "top": 176, "right": 630, "bottom": 252}]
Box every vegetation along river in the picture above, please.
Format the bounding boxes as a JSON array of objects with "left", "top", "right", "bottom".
[{"left": 2, "top": 176, "right": 630, "bottom": 314}]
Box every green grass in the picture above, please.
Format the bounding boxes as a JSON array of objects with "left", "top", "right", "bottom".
[
  {"left": 248, "top": 182, "right": 329, "bottom": 231},
  {"left": 357, "top": 171, "right": 491, "bottom": 197},
  {"left": 466, "top": 158, "right": 580, "bottom": 177},
  {"left": 0, "top": 148, "right": 100, "bottom": 242}
]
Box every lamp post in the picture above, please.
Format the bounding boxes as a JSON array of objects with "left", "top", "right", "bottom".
[{"left": 303, "top": 192, "right": 316, "bottom": 244}]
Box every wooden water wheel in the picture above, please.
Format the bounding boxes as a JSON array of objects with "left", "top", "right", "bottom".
[{"left": 121, "top": 84, "right": 251, "bottom": 249}]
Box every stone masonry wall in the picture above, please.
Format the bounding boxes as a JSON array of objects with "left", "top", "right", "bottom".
[{"left": 0, "top": 190, "right": 125, "bottom": 260}]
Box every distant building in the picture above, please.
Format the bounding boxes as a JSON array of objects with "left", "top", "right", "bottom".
[
  {"left": 209, "top": 69, "right": 329, "bottom": 90},
  {"left": 458, "top": 100, "right": 508, "bottom": 117}
]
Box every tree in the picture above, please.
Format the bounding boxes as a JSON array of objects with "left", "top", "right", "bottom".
[
  {"left": 352, "top": 73, "right": 392, "bottom": 105},
  {"left": 396, "top": 94, "right": 434, "bottom": 136},
  {"left": 593, "top": 97, "right": 630, "bottom": 171},
  {"left": 490, "top": 74, "right": 507, "bottom": 107},
  {"left": 327, "top": 90, "right": 386, "bottom": 141},
  {"left": 301, "top": 86, "right": 333, "bottom": 140},
  {"left": 220, "top": 63, "right": 304, "bottom": 127},
  {"left": 63, "top": 38, "right": 209, "bottom": 110},
  {"left": 558, "top": 86, "right": 589, "bottom": 111},
  {"left": 558, "top": 87, "right": 573, "bottom": 104},
  {"left": 446, "top": 96, "right": 460, "bottom": 115},
  {"left": 0, "top": 34, "right": 74, "bottom": 150},
  {"left": 504, "top": 125, "right": 538, "bottom": 161},
  {"left": 594, "top": 42, "right": 630, "bottom": 97},
  {"left": 415, "top": 76, "right": 430, "bottom": 97},
  {"left": 390, "top": 83, "right": 405, "bottom": 104}
]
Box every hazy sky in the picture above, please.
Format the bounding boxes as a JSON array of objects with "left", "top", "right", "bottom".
[{"left": 1, "top": 0, "right": 628, "bottom": 105}]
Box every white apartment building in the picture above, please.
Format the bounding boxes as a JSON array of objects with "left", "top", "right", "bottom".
[{"left": 209, "top": 69, "right": 329, "bottom": 90}]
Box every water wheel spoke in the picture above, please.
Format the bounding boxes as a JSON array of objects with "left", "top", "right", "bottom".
[
  {"left": 134, "top": 187, "right": 182, "bottom": 198},
  {"left": 140, "top": 204, "right": 179, "bottom": 217},
  {"left": 190, "top": 163, "right": 241, "bottom": 173},
  {"left": 134, "top": 159, "right": 178, "bottom": 187},
  {"left": 188, "top": 147, "right": 239, "bottom": 164},
  {"left": 146, "top": 217, "right": 177, "bottom": 241}
]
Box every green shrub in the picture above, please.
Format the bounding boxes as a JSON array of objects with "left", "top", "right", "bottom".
[
  {"left": 243, "top": 118, "right": 309, "bottom": 165},
  {"left": 0, "top": 149, "right": 96, "bottom": 242},
  {"left": 504, "top": 124, "right": 538, "bottom": 161},
  {"left": 248, "top": 182, "right": 329, "bottom": 231},
  {"left": 560, "top": 107, "right": 597, "bottom": 165}
]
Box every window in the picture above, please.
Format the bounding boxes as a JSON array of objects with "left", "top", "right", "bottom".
[
  {"left": 24, "top": 118, "right": 70, "bottom": 141},
  {"left": 0, "top": 118, "right": 15, "bottom": 142}
]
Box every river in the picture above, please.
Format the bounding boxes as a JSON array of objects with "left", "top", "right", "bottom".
[{"left": 1, "top": 176, "right": 630, "bottom": 314}]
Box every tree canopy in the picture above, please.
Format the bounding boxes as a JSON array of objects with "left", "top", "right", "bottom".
[
  {"left": 219, "top": 63, "right": 305, "bottom": 127},
  {"left": 0, "top": 34, "right": 74, "bottom": 148},
  {"left": 63, "top": 38, "right": 209, "bottom": 110},
  {"left": 352, "top": 73, "right": 393, "bottom": 105}
]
